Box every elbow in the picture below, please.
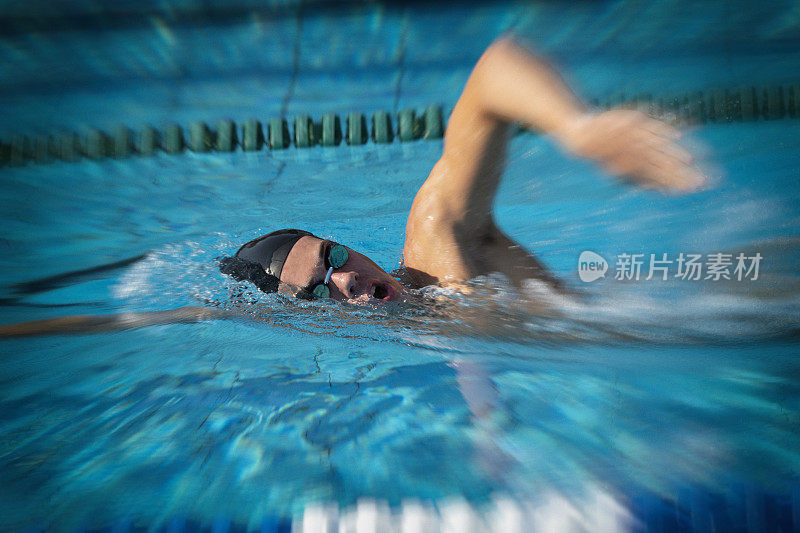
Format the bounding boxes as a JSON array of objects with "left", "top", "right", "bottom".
[
  {"left": 468, "top": 38, "right": 522, "bottom": 117},
  {"left": 488, "top": 35, "right": 519, "bottom": 53},
  {"left": 481, "top": 36, "right": 530, "bottom": 66},
  {"left": 476, "top": 37, "right": 515, "bottom": 74},
  {"left": 472, "top": 36, "right": 541, "bottom": 99}
]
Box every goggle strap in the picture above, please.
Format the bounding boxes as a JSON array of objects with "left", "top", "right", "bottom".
[{"left": 324, "top": 266, "right": 334, "bottom": 285}]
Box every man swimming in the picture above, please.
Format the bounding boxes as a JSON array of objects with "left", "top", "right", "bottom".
[
  {"left": 0, "top": 37, "right": 703, "bottom": 335},
  {"left": 219, "top": 37, "right": 701, "bottom": 303}
]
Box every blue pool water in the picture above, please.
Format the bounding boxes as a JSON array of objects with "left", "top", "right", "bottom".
[{"left": 1, "top": 0, "right": 800, "bottom": 530}]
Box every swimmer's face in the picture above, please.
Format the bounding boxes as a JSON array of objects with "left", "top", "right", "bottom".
[{"left": 280, "top": 236, "right": 405, "bottom": 303}]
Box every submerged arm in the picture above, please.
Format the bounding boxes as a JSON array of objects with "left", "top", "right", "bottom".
[{"left": 0, "top": 306, "right": 229, "bottom": 338}]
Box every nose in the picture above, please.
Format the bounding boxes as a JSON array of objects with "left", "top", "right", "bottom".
[{"left": 330, "top": 270, "right": 360, "bottom": 298}]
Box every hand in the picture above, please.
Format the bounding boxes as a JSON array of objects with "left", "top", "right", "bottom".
[{"left": 553, "top": 109, "right": 706, "bottom": 192}]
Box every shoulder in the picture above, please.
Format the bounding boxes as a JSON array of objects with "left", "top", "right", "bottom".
[{"left": 402, "top": 183, "right": 498, "bottom": 285}]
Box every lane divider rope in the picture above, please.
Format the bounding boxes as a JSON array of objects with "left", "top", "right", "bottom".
[{"left": 2, "top": 83, "right": 798, "bottom": 167}]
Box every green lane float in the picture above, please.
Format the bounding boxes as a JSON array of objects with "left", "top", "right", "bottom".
[
  {"left": 763, "top": 86, "right": 785, "bottom": 120},
  {"left": 293, "top": 115, "right": 316, "bottom": 148},
  {"left": 2, "top": 84, "right": 799, "bottom": 167},
  {"left": 114, "top": 126, "right": 134, "bottom": 159},
  {"left": 33, "top": 135, "right": 52, "bottom": 164},
  {"left": 85, "top": 128, "right": 110, "bottom": 159},
  {"left": 739, "top": 87, "right": 758, "bottom": 121},
  {"left": 163, "top": 124, "right": 184, "bottom": 154},
  {"left": 216, "top": 119, "right": 236, "bottom": 152},
  {"left": 397, "top": 109, "right": 418, "bottom": 142},
  {"left": 372, "top": 110, "right": 393, "bottom": 144},
  {"left": 242, "top": 119, "right": 264, "bottom": 152},
  {"left": 268, "top": 118, "right": 289, "bottom": 150},
  {"left": 423, "top": 104, "right": 443, "bottom": 139},
  {"left": 346, "top": 113, "right": 367, "bottom": 145},
  {"left": 788, "top": 84, "right": 799, "bottom": 117},
  {"left": 189, "top": 121, "right": 213, "bottom": 153},
  {"left": 138, "top": 126, "right": 159, "bottom": 156},
  {"left": 321, "top": 113, "right": 341, "bottom": 147}
]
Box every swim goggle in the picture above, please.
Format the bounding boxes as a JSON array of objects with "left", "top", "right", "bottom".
[{"left": 309, "top": 243, "right": 349, "bottom": 298}]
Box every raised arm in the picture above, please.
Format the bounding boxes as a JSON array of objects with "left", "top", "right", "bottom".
[
  {"left": 419, "top": 38, "right": 586, "bottom": 219},
  {"left": 402, "top": 37, "right": 703, "bottom": 287}
]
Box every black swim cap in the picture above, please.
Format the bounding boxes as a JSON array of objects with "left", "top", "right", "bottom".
[
  {"left": 218, "top": 229, "right": 316, "bottom": 294},
  {"left": 235, "top": 229, "right": 315, "bottom": 279}
]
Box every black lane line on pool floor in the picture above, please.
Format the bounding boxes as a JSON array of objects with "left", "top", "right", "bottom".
[{"left": 5, "top": 254, "right": 149, "bottom": 297}]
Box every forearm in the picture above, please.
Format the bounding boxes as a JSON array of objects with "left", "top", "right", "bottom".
[
  {"left": 446, "top": 36, "right": 701, "bottom": 192},
  {"left": 0, "top": 314, "right": 121, "bottom": 337},
  {"left": 467, "top": 37, "right": 584, "bottom": 134},
  {"left": 0, "top": 306, "right": 228, "bottom": 338}
]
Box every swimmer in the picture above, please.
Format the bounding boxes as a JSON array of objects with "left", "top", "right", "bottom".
[{"left": 0, "top": 37, "right": 704, "bottom": 337}]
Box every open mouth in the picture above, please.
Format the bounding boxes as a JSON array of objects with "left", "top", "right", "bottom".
[{"left": 370, "top": 283, "right": 390, "bottom": 300}]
